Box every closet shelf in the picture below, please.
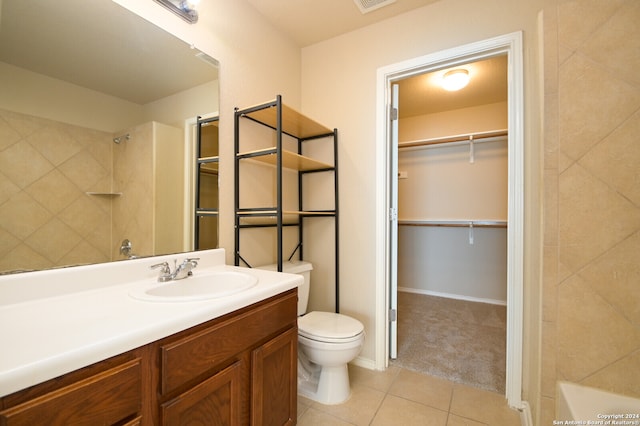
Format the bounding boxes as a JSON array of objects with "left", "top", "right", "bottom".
[
  {"left": 237, "top": 148, "right": 333, "bottom": 172},
  {"left": 399, "top": 129, "right": 508, "bottom": 149},
  {"left": 399, "top": 219, "right": 507, "bottom": 228},
  {"left": 196, "top": 209, "right": 219, "bottom": 216},
  {"left": 240, "top": 101, "right": 333, "bottom": 139}
]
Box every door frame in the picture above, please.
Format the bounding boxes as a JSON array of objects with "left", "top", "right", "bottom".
[{"left": 374, "top": 31, "right": 525, "bottom": 409}]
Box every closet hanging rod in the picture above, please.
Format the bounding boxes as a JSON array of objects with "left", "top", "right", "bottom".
[
  {"left": 398, "top": 219, "right": 507, "bottom": 228},
  {"left": 398, "top": 129, "right": 508, "bottom": 150}
]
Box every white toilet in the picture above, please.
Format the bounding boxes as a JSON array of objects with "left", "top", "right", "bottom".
[{"left": 260, "top": 260, "right": 365, "bottom": 405}]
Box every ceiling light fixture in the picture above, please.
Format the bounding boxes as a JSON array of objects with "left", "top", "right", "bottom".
[
  {"left": 441, "top": 69, "right": 470, "bottom": 91},
  {"left": 154, "top": 0, "right": 200, "bottom": 24}
]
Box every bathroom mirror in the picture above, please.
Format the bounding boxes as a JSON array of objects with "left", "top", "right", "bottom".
[{"left": 0, "top": 0, "right": 220, "bottom": 274}]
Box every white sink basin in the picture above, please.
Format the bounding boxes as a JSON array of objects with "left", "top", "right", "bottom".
[{"left": 130, "top": 271, "right": 258, "bottom": 302}]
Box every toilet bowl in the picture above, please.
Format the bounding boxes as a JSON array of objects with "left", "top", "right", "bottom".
[
  {"left": 297, "top": 311, "right": 365, "bottom": 404},
  {"left": 258, "top": 261, "right": 365, "bottom": 405}
]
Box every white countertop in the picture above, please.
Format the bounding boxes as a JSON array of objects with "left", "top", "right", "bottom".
[{"left": 0, "top": 249, "right": 301, "bottom": 397}]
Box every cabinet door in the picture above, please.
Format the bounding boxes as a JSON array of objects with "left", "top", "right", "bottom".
[
  {"left": 251, "top": 327, "right": 297, "bottom": 426},
  {"left": 161, "top": 361, "right": 241, "bottom": 426}
]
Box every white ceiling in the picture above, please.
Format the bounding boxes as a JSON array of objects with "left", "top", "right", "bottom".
[
  {"left": 0, "top": 0, "right": 218, "bottom": 105},
  {"left": 245, "top": 0, "right": 508, "bottom": 117},
  {"left": 247, "top": 0, "right": 441, "bottom": 47}
]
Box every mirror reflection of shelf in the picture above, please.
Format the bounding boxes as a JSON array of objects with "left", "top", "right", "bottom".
[
  {"left": 86, "top": 192, "right": 123, "bottom": 196},
  {"left": 199, "top": 162, "right": 219, "bottom": 175},
  {"left": 237, "top": 148, "right": 333, "bottom": 172}
]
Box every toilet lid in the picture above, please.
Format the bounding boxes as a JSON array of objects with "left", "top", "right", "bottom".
[{"left": 298, "top": 311, "right": 364, "bottom": 340}]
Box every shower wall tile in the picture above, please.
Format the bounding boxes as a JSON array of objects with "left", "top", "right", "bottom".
[
  {"left": 0, "top": 170, "right": 20, "bottom": 206},
  {"left": 558, "top": 163, "right": 640, "bottom": 273},
  {"left": 25, "top": 169, "right": 81, "bottom": 215},
  {"left": 579, "top": 110, "right": 640, "bottom": 207},
  {"left": 25, "top": 218, "right": 81, "bottom": 263},
  {"left": 59, "top": 149, "right": 109, "bottom": 192},
  {"left": 0, "top": 192, "right": 51, "bottom": 240},
  {"left": 27, "top": 123, "right": 82, "bottom": 167},
  {"left": 580, "top": 231, "right": 640, "bottom": 327},
  {"left": 541, "top": 320, "right": 557, "bottom": 397},
  {"left": 558, "top": 54, "right": 640, "bottom": 162},
  {"left": 542, "top": 0, "right": 640, "bottom": 420},
  {"left": 0, "top": 109, "right": 113, "bottom": 272},
  {"left": 582, "top": 351, "right": 640, "bottom": 398},
  {"left": 579, "top": 0, "right": 640, "bottom": 87},
  {"left": 557, "top": 0, "right": 624, "bottom": 52},
  {"left": 112, "top": 122, "right": 154, "bottom": 260},
  {"left": 0, "top": 140, "right": 54, "bottom": 189},
  {"left": 557, "top": 275, "right": 640, "bottom": 383}
]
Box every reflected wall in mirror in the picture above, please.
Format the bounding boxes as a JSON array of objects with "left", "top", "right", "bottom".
[{"left": 0, "top": 0, "right": 220, "bottom": 274}]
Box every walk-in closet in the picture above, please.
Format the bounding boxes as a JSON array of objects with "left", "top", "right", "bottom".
[{"left": 392, "top": 55, "right": 509, "bottom": 393}]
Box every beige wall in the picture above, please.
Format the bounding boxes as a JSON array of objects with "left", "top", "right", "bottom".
[
  {"left": 397, "top": 104, "right": 508, "bottom": 303},
  {"left": 540, "top": 0, "right": 640, "bottom": 424},
  {"left": 300, "top": 0, "right": 544, "bottom": 416},
  {"left": 0, "top": 62, "right": 145, "bottom": 133},
  {"left": 93, "top": 2, "right": 640, "bottom": 425},
  {"left": 114, "top": 0, "right": 303, "bottom": 271}
]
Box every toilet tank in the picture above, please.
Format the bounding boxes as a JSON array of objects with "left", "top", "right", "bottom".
[{"left": 257, "top": 261, "right": 313, "bottom": 316}]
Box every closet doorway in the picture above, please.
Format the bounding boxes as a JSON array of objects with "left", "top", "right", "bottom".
[
  {"left": 376, "top": 32, "right": 524, "bottom": 408},
  {"left": 393, "top": 55, "right": 508, "bottom": 394}
]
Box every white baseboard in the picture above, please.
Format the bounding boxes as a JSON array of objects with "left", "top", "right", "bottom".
[
  {"left": 350, "top": 356, "right": 376, "bottom": 370},
  {"left": 398, "top": 286, "right": 507, "bottom": 306}
]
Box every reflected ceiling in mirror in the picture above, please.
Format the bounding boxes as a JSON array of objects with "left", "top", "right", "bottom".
[{"left": 0, "top": 0, "right": 219, "bottom": 274}]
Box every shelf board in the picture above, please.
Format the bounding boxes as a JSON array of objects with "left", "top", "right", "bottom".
[
  {"left": 199, "top": 163, "right": 219, "bottom": 175},
  {"left": 237, "top": 210, "right": 335, "bottom": 226},
  {"left": 239, "top": 148, "right": 333, "bottom": 171},
  {"left": 243, "top": 103, "right": 332, "bottom": 139},
  {"left": 86, "top": 192, "right": 122, "bottom": 196}
]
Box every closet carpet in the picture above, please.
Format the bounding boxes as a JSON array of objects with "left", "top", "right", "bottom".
[{"left": 390, "top": 291, "right": 506, "bottom": 394}]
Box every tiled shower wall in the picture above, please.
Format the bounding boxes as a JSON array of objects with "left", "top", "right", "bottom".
[
  {"left": 0, "top": 109, "right": 112, "bottom": 272},
  {"left": 541, "top": 0, "right": 640, "bottom": 423}
]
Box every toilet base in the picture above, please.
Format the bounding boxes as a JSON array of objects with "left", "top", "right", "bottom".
[{"left": 298, "top": 360, "right": 351, "bottom": 405}]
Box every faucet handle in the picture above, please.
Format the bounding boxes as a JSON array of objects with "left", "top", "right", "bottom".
[
  {"left": 150, "top": 261, "right": 173, "bottom": 282},
  {"left": 150, "top": 261, "right": 171, "bottom": 273}
]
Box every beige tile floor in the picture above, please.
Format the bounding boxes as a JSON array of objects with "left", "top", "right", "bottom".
[{"left": 297, "top": 365, "right": 521, "bottom": 425}]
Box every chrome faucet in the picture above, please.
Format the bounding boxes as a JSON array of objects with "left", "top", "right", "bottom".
[
  {"left": 173, "top": 258, "right": 199, "bottom": 280},
  {"left": 150, "top": 258, "right": 199, "bottom": 282}
]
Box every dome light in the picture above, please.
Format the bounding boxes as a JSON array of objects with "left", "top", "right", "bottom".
[{"left": 441, "top": 69, "right": 470, "bottom": 91}]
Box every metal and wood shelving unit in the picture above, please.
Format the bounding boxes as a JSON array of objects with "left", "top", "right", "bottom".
[
  {"left": 194, "top": 115, "right": 220, "bottom": 249},
  {"left": 234, "top": 95, "right": 340, "bottom": 310}
]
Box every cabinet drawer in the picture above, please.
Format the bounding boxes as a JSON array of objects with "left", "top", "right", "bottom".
[
  {"left": 161, "top": 290, "right": 297, "bottom": 394},
  {"left": 0, "top": 358, "right": 141, "bottom": 426}
]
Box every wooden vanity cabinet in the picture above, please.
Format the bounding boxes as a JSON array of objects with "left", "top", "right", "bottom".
[
  {"left": 0, "top": 289, "right": 298, "bottom": 426},
  {"left": 155, "top": 288, "right": 298, "bottom": 425},
  {"left": 0, "top": 350, "right": 146, "bottom": 426}
]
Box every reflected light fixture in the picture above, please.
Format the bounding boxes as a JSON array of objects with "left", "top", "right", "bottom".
[
  {"left": 441, "top": 69, "right": 470, "bottom": 91},
  {"left": 154, "top": 0, "right": 200, "bottom": 24}
]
